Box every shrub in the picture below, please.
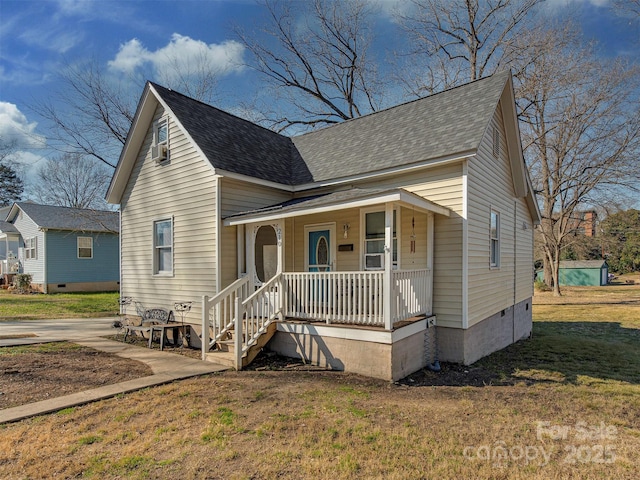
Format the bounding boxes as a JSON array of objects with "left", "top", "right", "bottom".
[
  {"left": 14, "top": 273, "right": 33, "bottom": 294},
  {"left": 534, "top": 278, "right": 551, "bottom": 292}
]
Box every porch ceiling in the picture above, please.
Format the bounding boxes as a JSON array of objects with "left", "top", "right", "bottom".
[{"left": 223, "top": 187, "right": 451, "bottom": 226}]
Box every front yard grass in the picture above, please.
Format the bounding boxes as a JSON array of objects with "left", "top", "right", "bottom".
[
  {"left": 1, "top": 285, "right": 638, "bottom": 479},
  {"left": 0, "top": 290, "right": 119, "bottom": 320}
]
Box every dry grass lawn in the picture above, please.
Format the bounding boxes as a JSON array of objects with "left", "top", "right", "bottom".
[{"left": 0, "top": 284, "right": 638, "bottom": 479}]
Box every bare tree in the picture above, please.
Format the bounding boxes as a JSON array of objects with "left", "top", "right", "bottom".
[
  {"left": 613, "top": 0, "right": 640, "bottom": 18},
  {"left": 32, "top": 50, "right": 226, "bottom": 169},
  {"left": 32, "top": 60, "right": 136, "bottom": 169},
  {"left": 235, "top": 0, "right": 384, "bottom": 132},
  {"left": 35, "top": 153, "right": 112, "bottom": 210},
  {"left": 396, "top": 0, "right": 541, "bottom": 96},
  {"left": 513, "top": 26, "right": 640, "bottom": 295}
]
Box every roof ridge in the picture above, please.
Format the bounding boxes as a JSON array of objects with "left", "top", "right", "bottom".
[
  {"left": 16, "top": 201, "right": 116, "bottom": 214},
  {"left": 292, "top": 70, "right": 511, "bottom": 139}
]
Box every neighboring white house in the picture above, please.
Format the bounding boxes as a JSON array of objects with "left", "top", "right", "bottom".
[{"left": 107, "top": 71, "right": 540, "bottom": 381}]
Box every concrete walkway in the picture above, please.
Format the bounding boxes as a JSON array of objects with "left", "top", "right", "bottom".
[{"left": 0, "top": 318, "right": 228, "bottom": 424}]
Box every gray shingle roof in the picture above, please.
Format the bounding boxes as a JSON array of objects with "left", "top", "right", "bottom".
[
  {"left": 224, "top": 188, "right": 392, "bottom": 220},
  {"left": 151, "top": 71, "right": 510, "bottom": 186},
  {"left": 13, "top": 203, "right": 119, "bottom": 233},
  {"left": 151, "top": 83, "right": 313, "bottom": 186},
  {"left": 0, "top": 220, "right": 19, "bottom": 233},
  {"left": 293, "top": 72, "right": 510, "bottom": 182}
]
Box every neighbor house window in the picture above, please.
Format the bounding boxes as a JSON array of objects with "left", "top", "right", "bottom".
[
  {"left": 490, "top": 209, "right": 500, "bottom": 267},
  {"left": 153, "top": 218, "right": 173, "bottom": 274},
  {"left": 77, "top": 236, "right": 93, "bottom": 259},
  {"left": 364, "top": 209, "right": 397, "bottom": 270},
  {"left": 25, "top": 237, "right": 37, "bottom": 260}
]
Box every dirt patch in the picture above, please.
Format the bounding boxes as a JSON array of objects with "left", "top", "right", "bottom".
[{"left": 0, "top": 342, "right": 152, "bottom": 409}]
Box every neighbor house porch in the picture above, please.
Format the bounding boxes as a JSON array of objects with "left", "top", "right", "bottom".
[{"left": 201, "top": 188, "right": 450, "bottom": 379}]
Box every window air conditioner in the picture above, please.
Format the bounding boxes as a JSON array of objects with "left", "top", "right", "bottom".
[
  {"left": 365, "top": 253, "right": 385, "bottom": 269},
  {"left": 151, "top": 144, "right": 168, "bottom": 163}
]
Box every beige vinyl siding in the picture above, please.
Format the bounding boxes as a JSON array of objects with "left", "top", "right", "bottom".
[
  {"left": 515, "top": 199, "right": 534, "bottom": 300},
  {"left": 399, "top": 207, "right": 428, "bottom": 270},
  {"left": 355, "top": 163, "right": 464, "bottom": 328},
  {"left": 466, "top": 103, "right": 533, "bottom": 327},
  {"left": 120, "top": 104, "right": 217, "bottom": 324},
  {"left": 219, "top": 177, "right": 291, "bottom": 288}
]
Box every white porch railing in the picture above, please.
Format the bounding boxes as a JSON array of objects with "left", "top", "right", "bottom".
[
  {"left": 282, "top": 271, "right": 385, "bottom": 326},
  {"left": 236, "top": 273, "right": 283, "bottom": 362},
  {"left": 392, "top": 269, "right": 432, "bottom": 323},
  {"left": 202, "top": 276, "right": 251, "bottom": 359},
  {"left": 202, "top": 268, "right": 432, "bottom": 364}
]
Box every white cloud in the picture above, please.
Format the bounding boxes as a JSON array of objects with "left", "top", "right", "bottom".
[
  {"left": 0, "top": 102, "right": 46, "bottom": 150},
  {"left": 19, "top": 26, "right": 83, "bottom": 54},
  {"left": 108, "top": 34, "right": 245, "bottom": 79},
  {"left": 544, "top": 0, "right": 610, "bottom": 9},
  {"left": 108, "top": 38, "right": 151, "bottom": 74}
]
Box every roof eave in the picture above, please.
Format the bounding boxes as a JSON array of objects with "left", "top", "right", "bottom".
[
  {"left": 224, "top": 189, "right": 450, "bottom": 226},
  {"left": 106, "top": 84, "right": 157, "bottom": 204}
]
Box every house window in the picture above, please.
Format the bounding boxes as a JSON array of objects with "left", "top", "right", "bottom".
[
  {"left": 493, "top": 125, "right": 500, "bottom": 158},
  {"left": 154, "top": 118, "right": 168, "bottom": 146},
  {"left": 25, "top": 237, "right": 37, "bottom": 260},
  {"left": 153, "top": 218, "right": 173, "bottom": 275},
  {"left": 77, "top": 236, "right": 93, "bottom": 259},
  {"left": 490, "top": 209, "right": 500, "bottom": 267},
  {"left": 364, "top": 210, "right": 397, "bottom": 270},
  {"left": 152, "top": 118, "right": 169, "bottom": 163}
]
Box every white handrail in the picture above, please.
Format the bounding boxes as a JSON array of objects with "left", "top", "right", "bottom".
[
  {"left": 202, "top": 276, "right": 251, "bottom": 360},
  {"left": 392, "top": 269, "right": 431, "bottom": 322},
  {"left": 235, "top": 273, "right": 283, "bottom": 369}
]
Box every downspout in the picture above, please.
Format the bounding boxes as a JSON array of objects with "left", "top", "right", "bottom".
[
  {"left": 513, "top": 200, "right": 517, "bottom": 344},
  {"left": 119, "top": 208, "right": 123, "bottom": 309},
  {"left": 41, "top": 229, "right": 48, "bottom": 294}
]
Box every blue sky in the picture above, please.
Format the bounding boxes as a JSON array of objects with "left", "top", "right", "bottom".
[{"left": 1, "top": 0, "right": 638, "bottom": 195}]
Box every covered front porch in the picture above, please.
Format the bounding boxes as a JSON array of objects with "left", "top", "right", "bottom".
[{"left": 202, "top": 187, "right": 450, "bottom": 377}]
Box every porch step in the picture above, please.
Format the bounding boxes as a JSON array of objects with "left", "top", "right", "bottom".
[
  {"left": 204, "top": 350, "right": 236, "bottom": 368},
  {"left": 205, "top": 321, "right": 278, "bottom": 369}
]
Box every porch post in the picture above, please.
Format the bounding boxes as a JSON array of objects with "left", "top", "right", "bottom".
[
  {"left": 246, "top": 225, "right": 255, "bottom": 291},
  {"left": 384, "top": 202, "right": 394, "bottom": 331},
  {"left": 427, "top": 213, "right": 434, "bottom": 316}
]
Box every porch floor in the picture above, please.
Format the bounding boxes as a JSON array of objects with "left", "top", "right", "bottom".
[{"left": 280, "top": 314, "right": 427, "bottom": 331}]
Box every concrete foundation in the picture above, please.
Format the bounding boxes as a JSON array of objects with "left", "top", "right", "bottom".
[
  {"left": 32, "top": 281, "right": 120, "bottom": 294},
  {"left": 267, "top": 319, "right": 435, "bottom": 381},
  {"left": 437, "top": 297, "right": 532, "bottom": 364}
]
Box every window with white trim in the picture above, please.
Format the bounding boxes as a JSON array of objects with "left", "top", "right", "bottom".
[
  {"left": 25, "top": 237, "right": 37, "bottom": 260},
  {"left": 364, "top": 210, "right": 397, "bottom": 270},
  {"left": 153, "top": 218, "right": 173, "bottom": 274},
  {"left": 154, "top": 118, "right": 168, "bottom": 146},
  {"left": 490, "top": 209, "right": 500, "bottom": 267},
  {"left": 152, "top": 117, "right": 169, "bottom": 164},
  {"left": 77, "top": 236, "right": 93, "bottom": 259}
]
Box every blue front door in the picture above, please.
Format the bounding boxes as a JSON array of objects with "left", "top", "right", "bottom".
[{"left": 308, "top": 229, "right": 331, "bottom": 272}]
